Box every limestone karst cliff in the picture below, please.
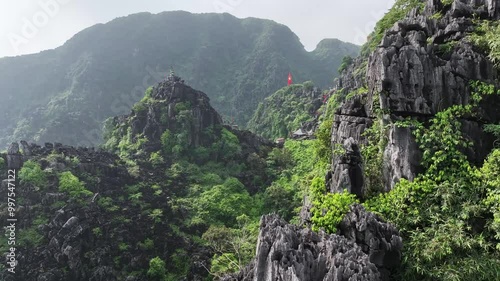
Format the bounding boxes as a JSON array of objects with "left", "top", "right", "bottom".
[{"left": 328, "top": 0, "right": 500, "bottom": 196}]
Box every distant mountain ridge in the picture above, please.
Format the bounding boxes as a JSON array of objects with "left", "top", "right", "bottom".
[{"left": 0, "top": 11, "right": 359, "bottom": 148}]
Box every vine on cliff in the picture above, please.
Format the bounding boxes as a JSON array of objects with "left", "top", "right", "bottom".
[
  {"left": 365, "top": 81, "right": 500, "bottom": 280},
  {"left": 361, "top": 96, "right": 389, "bottom": 197}
]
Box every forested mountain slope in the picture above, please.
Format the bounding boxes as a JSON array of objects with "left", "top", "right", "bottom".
[{"left": 0, "top": 11, "right": 359, "bottom": 148}]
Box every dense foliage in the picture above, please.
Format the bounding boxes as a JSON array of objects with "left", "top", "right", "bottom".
[
  {"left": 247, "top": 81, "right": 322, "bottom": 140},
  {"left": 19, "top": 160, "right": 47, "bottom": 187},
  {"left": 364, "top": 83, "right": 500, "bottom": 280}
]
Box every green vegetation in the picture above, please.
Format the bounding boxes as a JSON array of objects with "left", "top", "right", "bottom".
[
  {"left": 17, "top": 226, "right": 45, "bottom": 248},
  {"left": 187, "top": 178, "right": 256, "bottom": 226},
  {"left": 248, "top": 82, "right": 322, "bottom": 140},
  {"left": 484, "top": 124, "right": 500, "bottom": 139},
  {"left": 436, "top": 40, "right": 458, "bottom": 56},
  {"left": 311, "top": 181, "right": 359, "bottom": 233},
  {"left": 149, "top": 152, "right": 165, "bottom": 167},
  {"left": 19, "top": 160, "right": 47, "bottom": 187},
  {"left": 147, "top": 257, "right": 168, "bottom": 281},
  {"left": 361, "top": 114, "right": 388, "bottom": 196},
  {"left": 469, "top": 20, "right": 500, "bottom": 67},
  {"left": 92, "top": 227, "right": 103, "bottom": 237},
  {"left": 9, "top": 2, "right": 500, "bottom": 281},
  {"left": 338, "top": 55, "right": 354, "bottom": 74},
  {"left": 58, "top": 171, "right": 93, "bottom": 200},
  {"left": 138, "top": 238, "right": 155, "bottom": 250},
  {"left": 203, "top": 215, "right": 259, "bottom": 278},
  {"left": 358, "top": 82, "right": 500, "bottom": 280},
  {"left": 297, "top": 81, "right": 500, "bottom": 280},
  {"left": 345, "top": 87, "right": 368, "bottom": 100}
]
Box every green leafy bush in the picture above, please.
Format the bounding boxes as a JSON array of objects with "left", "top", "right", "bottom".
[
  {"left": 149, "top": 151, "right": 165, "bottom": 167},
  {"left": 161, "top": 129, "right": 175, "bottom": 154},
  {"left": 209, "top": 128, "right": 241, "bottom": 162},
  {"left": 58, "top": 171, "right": 92, "bottom": 199},
  {"left": 19, "top": 160, "right": 47, "bottom": 187},
  {"left": 149, "top": 209, "right": 164, "bottom": 224},
  {"left": 203, "top": 215, "right": 259, "bottom": 278},
  {"left": 338, "top": 55, "right": 353, "bottom": 74},
  {"left": 310, "top": 177, "right": 359, "bottom": 233},
  {"left": 138, "top": 238, "right": 155, "bottom": 250},
  {"left": 469, "top": 20, "right": 500, "bottom": 67},
  {"left": 481, "top": 149, "right": 500, "bottom": 250},
  {"left": 210, "top": 253, "right": 239, "bottom": 278},
  {"left": 17, "top": 226, "right": 44, "bottom": 248},
  {"left": 92, "top": 227, "right": 102, "bottom": 237},
  {"left": 147, "top": 257, "right": 167, "bottom": 281},
  {"left": 263, "top": 182, "right": 299, "bottom": 221},
  {"left": 192, "top": 178, "right": 254, "bottom": 226}
]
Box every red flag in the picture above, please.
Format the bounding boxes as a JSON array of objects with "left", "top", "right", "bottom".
[{"left": 287, "top": 72, "right": 293, "bottom": 86}]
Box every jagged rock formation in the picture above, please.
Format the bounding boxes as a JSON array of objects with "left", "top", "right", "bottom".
[
  {"left": 328, "top": 0, "right": 500, "bottom": 195},
  {"left": 108, "top": 73, "right": 223, "bottom": 152},
  {"left": 339, "top": 205, "right": 402, "bottom": 281},
  {"left": 0, "top": 142, "right": 139, "bottom": 281},
  {"left": 223, "top": 205, "right": 402, "bottom": 281}
]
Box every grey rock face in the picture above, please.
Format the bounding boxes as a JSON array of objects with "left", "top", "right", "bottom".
[
  {"left": 7, "top": 142, "right": 23, "bottom": 169},
  {"left": 224, "top": 206, "right": 402, "bottom": 281},
  {"left": 327, "top": 137, "right": 365, "bottom": 198},
  {"left": 339, "top": 205, "right": 403, "bottom": 281},
  {"left": 328, "top": 0, "right": 500, "bottom": 193}
]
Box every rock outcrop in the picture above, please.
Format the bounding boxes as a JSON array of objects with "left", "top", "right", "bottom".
[
  {"left": 223, "top": 205, "right": 402, "bottom": 281},
  {"left": 328, "top": 0, "right": 500, "bottom": 195},
  {"left": 109, "top": 73, "right": 223, "bottom": 152}
]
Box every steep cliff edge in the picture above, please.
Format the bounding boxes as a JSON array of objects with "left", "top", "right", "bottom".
[{"left": 328, "top": 0, "right": 500, "bottom": 196}]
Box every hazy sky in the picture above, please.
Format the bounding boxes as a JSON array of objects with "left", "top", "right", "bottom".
[{"left": 0, "top": 0, "right": 395, "bottom": 58}]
